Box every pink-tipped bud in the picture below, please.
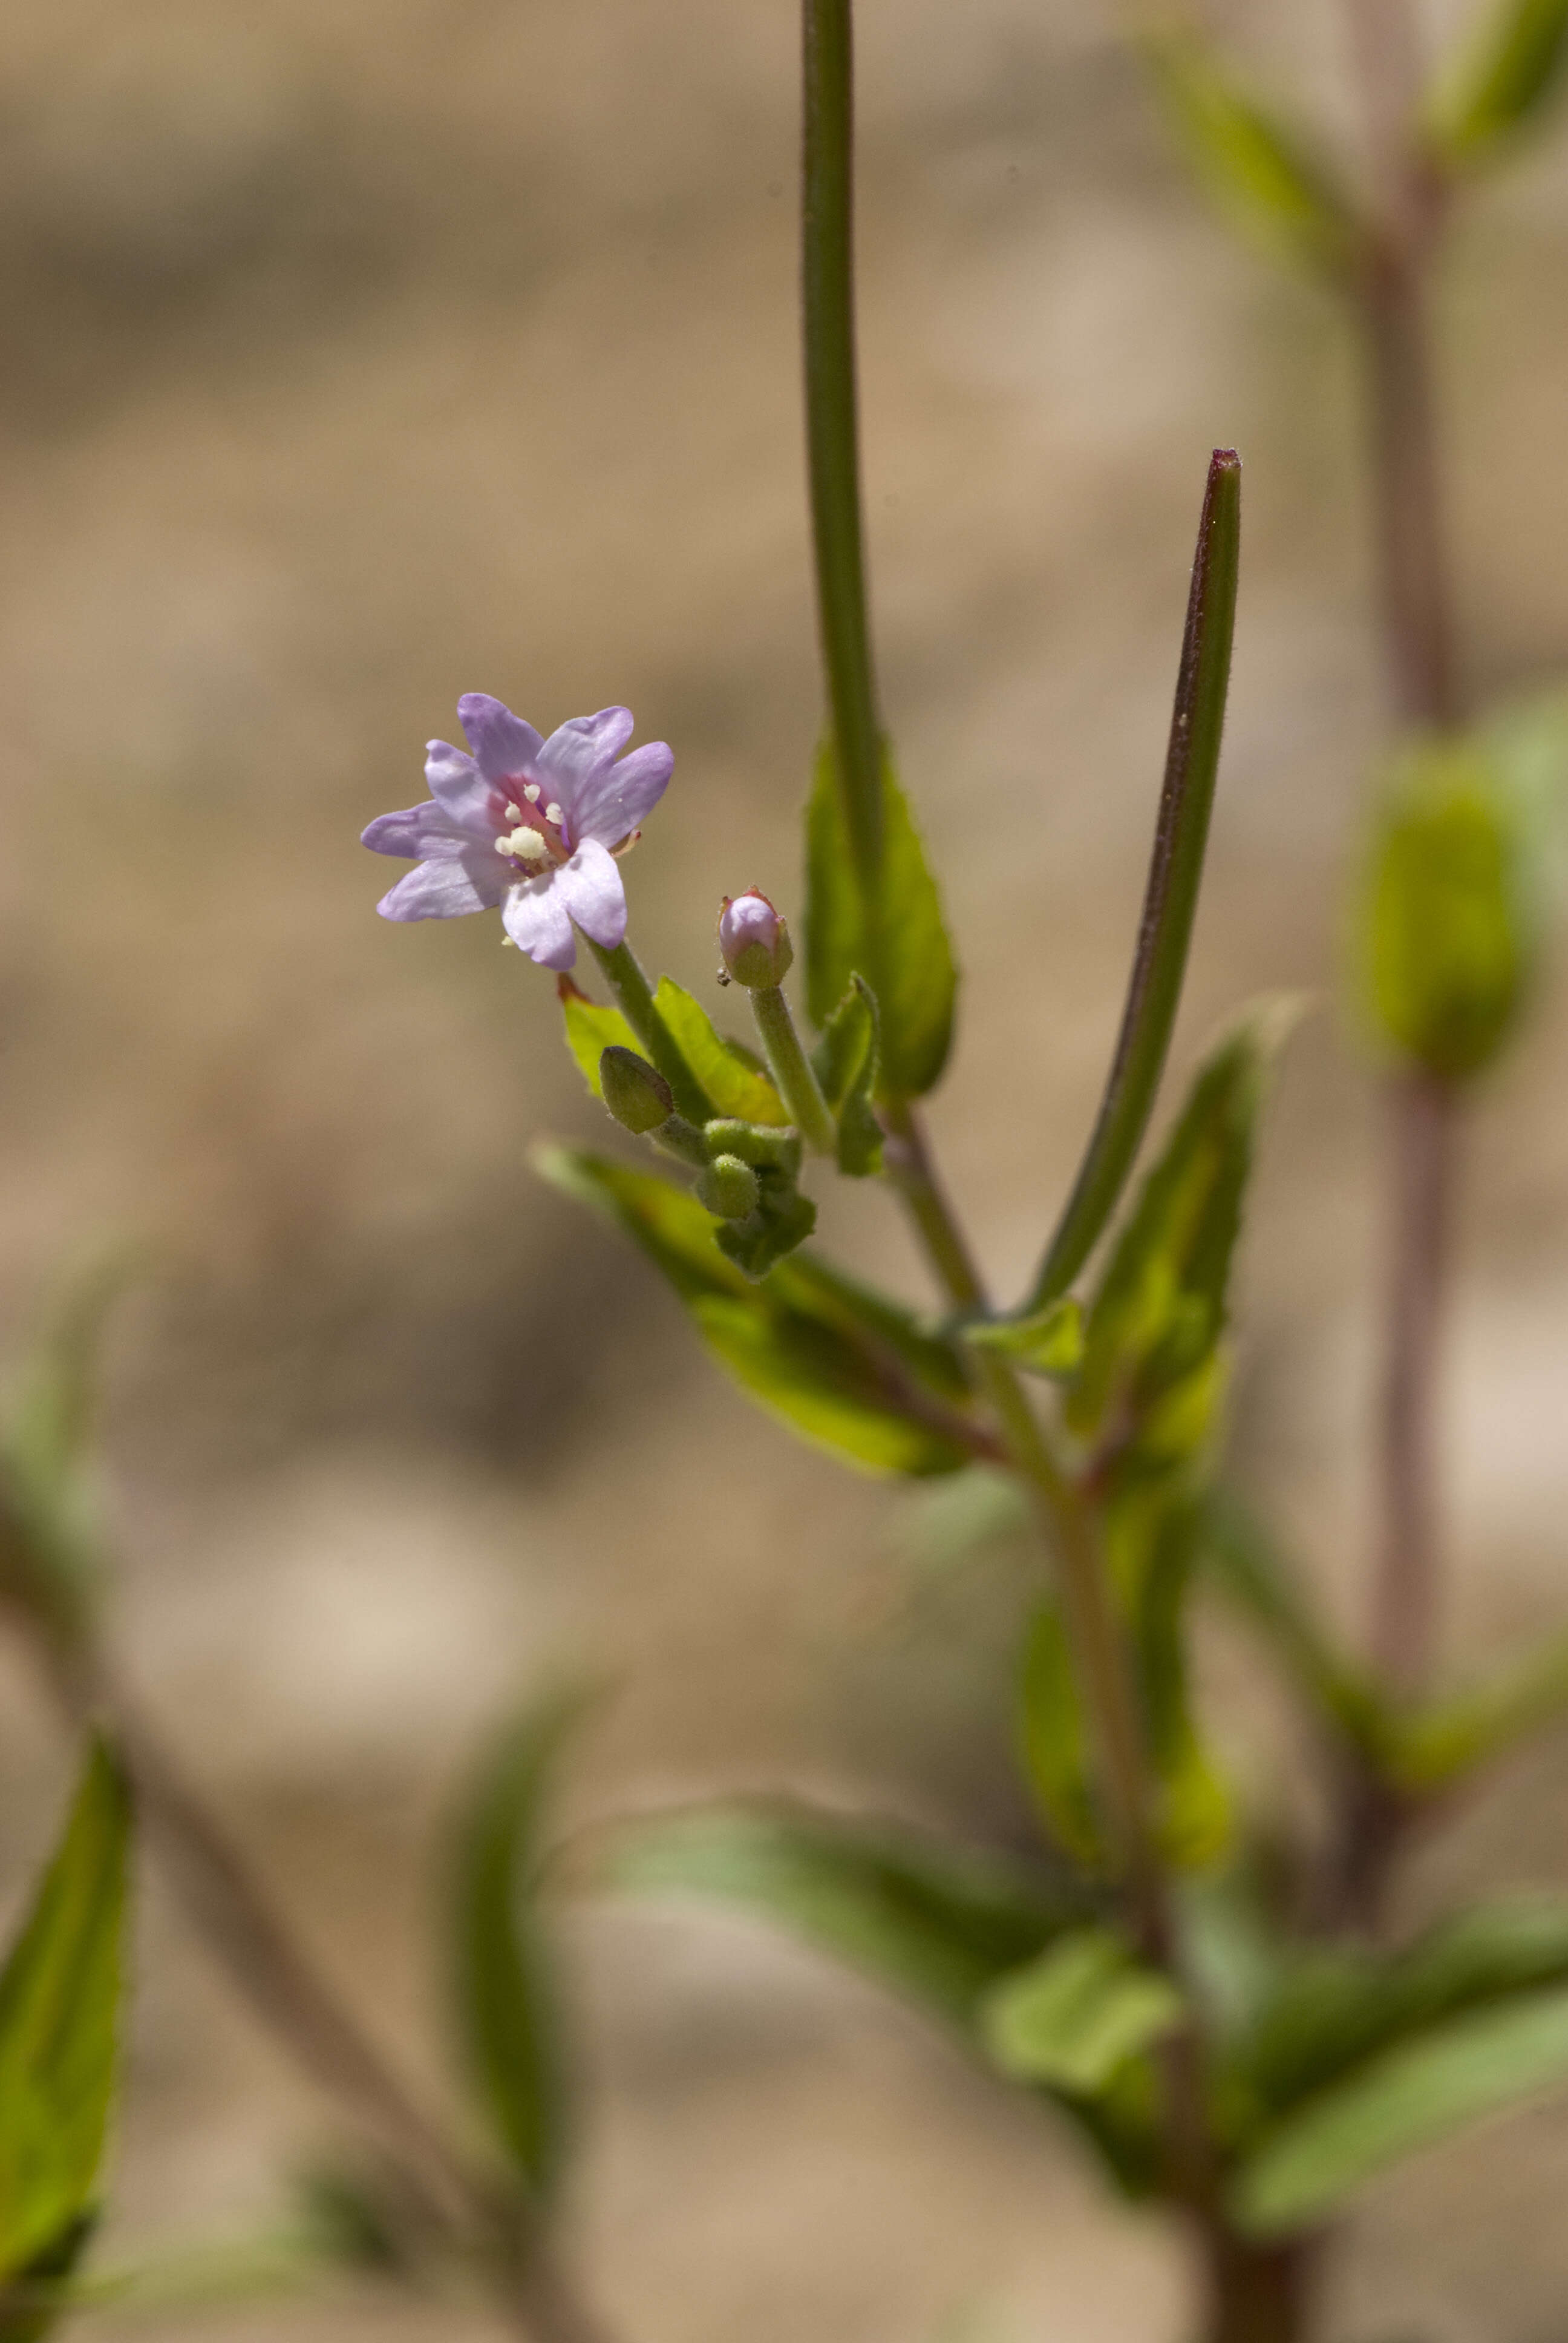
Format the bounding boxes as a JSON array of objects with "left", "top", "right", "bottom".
[{"left": 718, "top": 891, "right": 793, "bottom": 989}]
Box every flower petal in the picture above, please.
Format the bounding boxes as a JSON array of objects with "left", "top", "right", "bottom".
[
  {"left": 501, "top": 872, "right": 577, "bottom": 968},
  {"left": 457, "top": 695, "right": 546, "bottom": 789},
  {"left": 554, "top": 837, "right": 627, "bottom": 949},
  {"left": 535, "top": 707, "right": 636, "bottom": 827},
  {"left": 570, "top": 741, "right": 673, "bottom": 847},
  {"left": 425, "top": 739, "right": 501, "bottom": 836},
  {"left": 362, "top": 800, "right": 469, "bottom": 859},
  {"left": 377, "top": 850, "right": 508, "bottom": 922}
]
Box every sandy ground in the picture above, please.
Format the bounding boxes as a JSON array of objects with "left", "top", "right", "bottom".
[{"left": 2, "top": 1, "right": 1568, "bottom": 2338}]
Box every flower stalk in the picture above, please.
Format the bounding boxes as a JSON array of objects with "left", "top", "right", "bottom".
[{"left": 748, "top": 984, "right": 837, "bottom": 1155}]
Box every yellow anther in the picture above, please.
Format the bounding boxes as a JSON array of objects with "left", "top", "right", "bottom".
[
  {"left": 523, "top": 783, "right": 541, "bottom": 803},
  {"left": 505, "top": 801, "right": 523, "bottom": 822},
  {"left": 544, "top": 802, "right": 563, "bottom": 826}
]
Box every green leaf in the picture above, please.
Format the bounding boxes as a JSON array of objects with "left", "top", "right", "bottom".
[
  {"left": 1027, "top": 451, "right": 1243, "bottom": 1310},
  {"left": 811, "top": 977, "right": 884, "bottom": 1175},
  {"left": 691, "top": 1296, "right": 969, "bottom": 1476},
  {"left": 805, "top": 741, "right": 956, "bottom": 1100},
  {"left": 653, "top": 980, "right": 789, "bottom": 1126},
  {"left": 964, "top": 1300, "right": 1083, "bottom": 1378},
  {"left": 451, "top": 1688, "right": 587, "bottom": 2197},
  {"left": 556, "top": 977, "right": 638, "bottom": 1101},
  {"left": 1387, "top": 1627, "right": 1568, "bottom": 1790},
  {"left": 601, "top": 1802, "right": 1078, "bottom": 2032},
  {"left": 1426, "top": 0, "right": 1568, "bottom": 165},
  {"left": 1231, "top": 1982, "right": 1568, "bottom": 2236},
  {"left": 1145, "top": 33, "right": 1359, "bottom": 275},
  {"left": 535, "top": 1149, "right": 977, "bottom": 1475},
  {"left": 1018, "top": 1601, "right": 1102, "bottom": 1866},
  {"left": 1359, "top": 741, "right": 1534, "bottom": 1083},
  {"left": 981, "top": 1927, "right": 1183, "bottom": 2094},
  {"left": 0, "top": 2210, "right": 97, "bottom": 2342},
  {"left": 1114, "top": 1489, "right": 1232, "bottom": 1869},
  {"left": 1065, "top": 1004, "right": 1288, "bottom": 1447},
  {"left": 1230, "top": 1897, "right": 1568, "bottom": 2137},
  {"left": 0, "top": 1739, "right": 131, "bottom": 2284}
]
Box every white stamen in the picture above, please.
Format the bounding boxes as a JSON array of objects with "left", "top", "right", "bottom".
[
  {"left": 544, "top": 802, "right": 563, "bottom": 826},
  {"left": 523, "top": 783, "right": 541, "bottom": 804},
  {"left": 505, "top": 801, "right": 523, "bottom": 822},
  {"left": 507, "top": 825, "right": 549, "bottom": 866},
  {"left": 495, "top": 837, "right": 515, "bottom": 857}
]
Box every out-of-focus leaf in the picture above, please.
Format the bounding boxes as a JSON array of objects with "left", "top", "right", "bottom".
[
  {"left": 451, "top": 1688, "right": 587, "bottom": 2197},
  {"left": 653, "top": 980, "right": 789, "bottom": 1126},
  {"left": 1199, "top": 1493, "right": 1386, "bottom": 1757},
  {"left": 964, "top": 1300, "right": 1084, "bottom": 1378},
  {"left": 1426, "top": 0, "right": 1568, "bottom": 165},
  {"left": 1066, "top": 1005, "right": 1287, "bottom": 1447},
  {"left": 555, "top": 978, "right": 639, "bottom": 1103},
  {"left": 981, "top": 1926, "right": 1183, "bottom": 2094},
  {"left": 1113, "top": 1489, "right": 1231, "bottom": 1869},
  {"left": 603, "top": 1803, "right": 1079, "bottom": 2031},
  {"left": 811, "top": 976, "right": 884, "bottom": 1174},
  {"left": 535, "top": 1149, "right": 977, "bottom": 1475},
  {"left": 805, "top": 741, "right": 956, "bottom": 1100},
  {"left": 0, "top": 2210, "right": 97, "bottom": 2343},
  {"left": 768, "top": 1250, "right": 972, "bottom": 1406},
  {"left": 1018, "top": 1602, "right": 1102, "bottom": 1866},
  {"left": 0, "top": 1740, "right": 131, "bottom": 2284},
  {"left": 1229, "top": 1897, "right": 1568, "bottom": 2140},
  {"left": 1359, "top": 741, "right": 1533, "bottom": 1083},
  {"left": 1387, "top": 1627, "right": 1568, "bottom": 1789},
  {"left": 1231, "top": 1982, "right": 1568, "bottom": 2236},
  {"left": 1145, "top": 32, "right": 1359, "bottom": 274}
]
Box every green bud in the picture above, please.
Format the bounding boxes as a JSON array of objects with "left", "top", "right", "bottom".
[
  {"left": 599, "top": 1046, "right": 675, "bottom": 1134},
  {"left": 1359, "top": 744, "right": 1533, "bottom": 1083},
  {"left": 702, "top": 1118, "right": 804, "bottom": 1176},
  {"left": 695, "top": 1153, "right": 761, "bottom": 1221}
]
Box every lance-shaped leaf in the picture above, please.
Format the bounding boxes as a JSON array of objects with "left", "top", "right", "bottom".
[
  {"left": 1231, "top": 1981, "right": 1568, "bottom": 2236},
  {"left": 534, "top": 1149, "right": 978, "bottom": 1475},
  {"left": 1018, "top": 1601, "right": 1102, "bottom": 1866},
  {"left": 963, "top": 1299, "right": 1084, "bottom": 1380},
  {"left": 601, "top": 1801, "right": 1080, "bottom": 2033},
  {"left": 1116, "top": 1487, "right": 1232, "bottom": 1869},
  {"left": 805, "top": 742, "right": 956, "bottom": 1101},
  {"left": 1226, "top": 1897, "right": 1568, "bottom": 2151},
  {"left": 981, "top": 1926, "right": 1183, "bottom": 2095},
  {"left": 1025, "top": 451, "right": 1242, "bottom": 1313},
  {"left": 653, "top": 981, "right": 789, "bottom": 1127},
  {"left": 450, "top": 1688, "right": 587, "bottom": 2198},
  {"left": 1387, "top": 1627, "right": 1568, "bottom": 1791},
  {"left": 1425, "top": 0, "right": 1568, "bottom": 166},
  {"left": 1145, "top": 35, "right": 1359, "bottom": 275},
  {"left": 0, "top": 1738, "right": 131, "bottom": 2284},
  {"left": 1063, "top": 1000, "right": 1288, "bottom": 1447}
]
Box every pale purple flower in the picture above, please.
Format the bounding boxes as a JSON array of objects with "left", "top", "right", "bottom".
[{"left": 362, "top": 694, "right": 673, "bottom": 970}]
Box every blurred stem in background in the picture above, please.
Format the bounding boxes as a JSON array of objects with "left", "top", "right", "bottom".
[{"left": 1344, "top": 0, "right": 1464, "bottom": 1870}]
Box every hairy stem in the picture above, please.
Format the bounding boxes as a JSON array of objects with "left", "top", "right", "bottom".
[{"left": 748, "top": 983, "right": 837, "bottom": 1152}]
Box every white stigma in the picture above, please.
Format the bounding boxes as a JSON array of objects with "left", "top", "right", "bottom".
[{"left": 508, "top": 825, "right": 550, "bottom": 866}]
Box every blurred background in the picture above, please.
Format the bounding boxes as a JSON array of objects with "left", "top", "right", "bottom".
[{"left": 1, "top": 0, "right": 1566, "bottom": 2336}]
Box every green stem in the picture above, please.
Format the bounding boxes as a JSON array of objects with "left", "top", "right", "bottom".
[
  {"left": 748, "top": 984, "right": 837, "bottom": 1153},
  {"left": 802, "top": 0, "right": 884, "bottom": 904},
  {"left": 1027, "top": 450, "right": 1242, "bottom": 1310},
  {"left": 586, "top": 938, "right": 711, "bottom": 1126}
]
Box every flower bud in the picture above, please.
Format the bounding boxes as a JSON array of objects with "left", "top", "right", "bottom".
[
  {"left": 696, "top": 1153, "right": 761, "bottom": 1221},
  {"left": 599, "top": 1046, "right": 675, "bottom": 1134},
  {"left": 718, "top": 891, "right": 793, "bottom": 988}
]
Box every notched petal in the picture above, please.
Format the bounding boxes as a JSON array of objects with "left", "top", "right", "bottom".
[
  {"left": 554, "top": 837, "right": 627, "bottom": 949},
  {"left": 501, "top": 873, "right": 577, "bottom": 968},
  {"left": 458, "top": 694, "right": 546, "bottom": 788},
  {"left": 572, "top": 741, "right": 673, "bottom": 847}
]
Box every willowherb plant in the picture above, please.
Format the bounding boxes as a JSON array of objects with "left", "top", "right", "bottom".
[{"left": 3, "top": 2, "right": 1568, "bottom": 2341}]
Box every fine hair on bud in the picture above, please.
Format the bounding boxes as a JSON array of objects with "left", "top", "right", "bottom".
[
  {"left": 718, "top": 891, "right": 794, "bottom": 988},
  {"left": 696, "top": 1153, "right": 762, "bottom": 1221},
  {"left": 599, "top": 1045, "right": 675, "bottom": 1134}
]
